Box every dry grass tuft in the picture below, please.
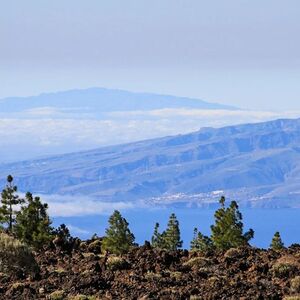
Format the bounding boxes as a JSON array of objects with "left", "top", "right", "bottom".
[{"left": 0, "top": 232, "right": 39, "bottom": 278}]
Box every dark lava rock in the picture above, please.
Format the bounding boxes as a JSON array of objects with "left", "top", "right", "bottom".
[{"left": 0, "top": 243, "right": 299, "bottom": 299}]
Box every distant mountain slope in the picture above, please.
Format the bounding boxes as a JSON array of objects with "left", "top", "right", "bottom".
[
  {"left": 1, "top": 118, "right": 300, "bottom": 208},
  {"left": 0, "top": 87, "right": 237, "bottom": 113}
]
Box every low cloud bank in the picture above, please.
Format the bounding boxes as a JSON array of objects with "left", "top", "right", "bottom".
[
  {"left": 40, "top": 194, "right": 144, "bottom": 217},
  {"left": 1, "top": 108, "right": 300, "bottom": 162}
]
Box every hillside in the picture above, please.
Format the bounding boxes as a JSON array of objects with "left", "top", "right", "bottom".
[{"left": 1, "top": 118, "right": 300, "bottom": 208}]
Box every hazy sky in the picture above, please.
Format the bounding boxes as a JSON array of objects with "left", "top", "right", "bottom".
[{"left": 1, "top": 0, "right": 300, "bottom": 110}]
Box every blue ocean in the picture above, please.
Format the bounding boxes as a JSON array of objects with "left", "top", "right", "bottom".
[{"left": 53, "top": 208, "right": 300, "bottom": 249}]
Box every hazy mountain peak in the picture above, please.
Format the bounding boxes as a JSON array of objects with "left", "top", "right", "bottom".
[{"left": 0, "top": 87, "right": 238, "bottom": 113}]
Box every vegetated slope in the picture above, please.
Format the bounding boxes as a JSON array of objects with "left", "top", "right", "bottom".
[
  {"left": 0, "top": 87, "right": 236, "bottom": 114},
  {"left": 1, "top": 118, "right": 300, "bottom": 208}
]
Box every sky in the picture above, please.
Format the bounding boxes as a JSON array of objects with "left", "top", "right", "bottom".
[{"left": 1, "top": 0, "right": 300, "bottom": 110}]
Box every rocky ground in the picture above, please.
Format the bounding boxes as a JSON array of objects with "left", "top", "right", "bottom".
[{"left": 1, "top": 239, "right": 300, "bottom": 299}]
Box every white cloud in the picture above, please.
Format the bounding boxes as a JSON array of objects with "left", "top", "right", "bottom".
[
  {"left": 1, "top": 108, "right": 300, "bottom": 162},
  {"left": 24, "top": 107, "right": 62, "bottom": 116},
  {"left": 14, "top": 192, "right": 141, "bottom": 218},
  {"left": 108, "top": 108, "right": 300, "bottom": 122},
  {"left": 40, "top": 194, "right": 139, "bottom": 217},
  {"left": 66, "top": 225, "right": 90, "bottom": 235}
]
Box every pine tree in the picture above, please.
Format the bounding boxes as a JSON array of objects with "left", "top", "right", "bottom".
[
  {"left": 102, "top": 210, "right": 135, "bottom": 255},
  {"left": 270, "top": 231, "right": 284, "bottom": 251},
  {"left": 0, "top": 175, "right": 24, "bottom": 231},
  {"left": 163, "top": 213, "right": 182, "bottom": 251},
  {"left": 190, "top": 227, "right": 213, "bottom": 252},
  {"left": 151, "top": 222, "right": 164, "bottom": 248},
  {"left": 211, "top": 196, "right": 254, "bottom": 250},
  {"left": 14, "top": 192, "right": 53, "bottom": 249},
  {"left": 55, "top": 224, "right": 72, "bottom": 242},
  {"left": 53, "top": 223, "right": 74, "bottom": 249}
]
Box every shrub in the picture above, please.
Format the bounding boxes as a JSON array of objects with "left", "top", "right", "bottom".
[
  {"left": 87, "top": 239, "right": 101, "bottom": 254},
  {"left": 271, "top": 256, "right": 300, "bottom": 278},
  {"left": 68, "top": 295, "right": 98, "bottom": 300},
  {"left": 79, "top": 241, "right": 88, "bottom": 251},
  {"left": 145, "top": 271, "right": 162, "bottom": 281},
  {"left": 291, "top": 276, "right": 300, "bottom": 293},
  {"left": 82, "top": 252, "right": 97, "bottom": 258},
  {"left": 11, "top": 282, "right": 25, "bottom": 291},
  {"left": 0, "top": 232, "right": 39, "bottom": 278},
  {"left": 183, "top": 257, "right": 212, "bottom": 269},
  {"left": 49, "top": 290, "right": 66, "bottom": 300},
  {"left": 54, "top": 267, "right": 66, "bottom": 274},
  {"left": 208, "top": 276, "right": 220, "bottom": 284},
  {"left": 106, "top": 256, "right": 129, "bottom": 271},
  {"left": 271, "top": 263, "right": 298, "bottom": 278},
  {"left": 169, "top": 271, "right": 182, "bottom": 280},
  {"left": 224, "top": 248, "right": 240, "bottom": 259}
]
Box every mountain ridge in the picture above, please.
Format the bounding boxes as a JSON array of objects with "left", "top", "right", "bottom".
[
  {"left": 0, "top": 87, "right": 238, "bottom": 113},
  {"left": 1, "top": 117, "right": 300, "bottom": 208}
]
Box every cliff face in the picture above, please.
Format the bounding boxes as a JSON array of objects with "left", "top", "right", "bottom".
[{"left": 2, "top": 239, "right": 300, "bottom": 299}]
